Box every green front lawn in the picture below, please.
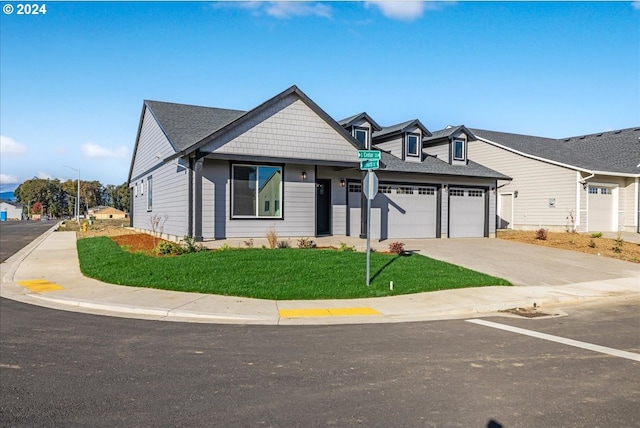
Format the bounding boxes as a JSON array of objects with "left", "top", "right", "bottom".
[{"left": 78, "top": 237, "right": 511, "bottom": 300}]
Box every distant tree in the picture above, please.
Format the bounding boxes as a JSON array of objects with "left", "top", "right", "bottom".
[{"left": 31, "top": 201, "right": 43, "bottom": 215}]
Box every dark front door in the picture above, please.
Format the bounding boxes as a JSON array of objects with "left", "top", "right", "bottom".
[{"left": 316, "top": 179, "right": 331, "bottom": 235}]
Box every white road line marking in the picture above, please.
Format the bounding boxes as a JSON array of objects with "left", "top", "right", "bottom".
[{"left": 466, "top": 319, "right": 640, "bottom": 362}]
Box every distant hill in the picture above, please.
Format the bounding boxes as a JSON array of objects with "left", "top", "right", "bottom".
[{"left": 0, "top": 191, "right": 16, "bottom": 201}]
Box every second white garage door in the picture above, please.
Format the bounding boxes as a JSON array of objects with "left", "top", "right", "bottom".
[
  {"left": 348, "top": 183, "right": 438, "bottom": 239},
  {"left": 449, "top": 188, "right": 486, "bottom": 238}
]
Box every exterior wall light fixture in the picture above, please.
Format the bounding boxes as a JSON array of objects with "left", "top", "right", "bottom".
[
  {"left": 301, "top": 171, "right": 307, "bottom": 180},
  {"left": 339, "top": 179, "right": 346, "bottom": 187}
]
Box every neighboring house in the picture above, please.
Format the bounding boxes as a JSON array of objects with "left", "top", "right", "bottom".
[
  {"left": 128, "top": 85, "right": 509, "bottom": 242},
  {"left": 88, "top": 206, "right": 128, "bottom": 220},
  {"left": 0, "top": 201, "right": 23, "bottom": 221},
  {"left": 468, "top": 128, "right": 640, "bottom": 233}
]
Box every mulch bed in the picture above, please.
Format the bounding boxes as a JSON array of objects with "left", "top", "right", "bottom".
[{"left": 111, "top": 234, "right": 160, "bottom": 253}]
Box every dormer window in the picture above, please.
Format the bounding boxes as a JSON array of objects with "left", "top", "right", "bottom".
[
  {"left": 453, "top": 139, "right": 465, "bottom": 160},
  {"left": 354, "top": 127, "right": 369, "bottom": 147},
  {"left": 407, "top": 133, "right": 420, "bottom": 157}
]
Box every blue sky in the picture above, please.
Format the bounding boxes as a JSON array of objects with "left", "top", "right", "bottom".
[{"left": 1, "top": 1, "right": 639, "bottom": 191}]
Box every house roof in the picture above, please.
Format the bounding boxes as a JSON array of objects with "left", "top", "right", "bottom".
[
  {"left": 89, "top": 206, "right": 126, "bottom": 215},
  {"left": 338, "top": 112, "right": 383, "bottom": 131},
  {"left": 378, "top": 151, "right": 511, "bottom": 180},
  {"left": 373, "top": 119, "right": 432, "bottom": 139},
  {"left": 144, "top": 100, "right": 246, "bottom": 152},
  {"left": 425, "top": 125, "right": 477, "bottom": 142},
  {"left": 163, "top": 85, "right": 363, "bottom": 161},
  {"left": 472, "top": 127, "right": 640, "bottom": 175}
]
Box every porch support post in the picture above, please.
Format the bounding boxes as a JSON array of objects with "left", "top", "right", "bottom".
[
  {"left": 188, "top": 157, "right": 194, "bottom": 238},
  {"left": 194, "top": 153, "right": 204, "bottom": 242}
]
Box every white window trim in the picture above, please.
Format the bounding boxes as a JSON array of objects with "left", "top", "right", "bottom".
[
  {"left": 453, "top": 139, "right": 466, "bottom": 161},
  {"left": 407, "top": 133, "right": 420, "bottom": 157},
  {"left": 354, "top": 127, "right": 369, "bottom": 148},
  {"left": 146, "top": 176, "right": 153, "bottom": 211}
]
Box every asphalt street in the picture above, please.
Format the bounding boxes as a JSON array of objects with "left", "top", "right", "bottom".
[
  {"left": 1, "top": 297, "right": 638, "bottom": 427},
  {"left": 0, "top": 220, "right": 57, "bottom": 262}
]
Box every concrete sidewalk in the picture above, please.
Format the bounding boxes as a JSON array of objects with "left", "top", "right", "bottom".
[{"left": 1, "top": 228, "right": 638, "bottom": 325}]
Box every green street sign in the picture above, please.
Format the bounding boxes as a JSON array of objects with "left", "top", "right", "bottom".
[
  {"left": 358, "top": 150, "right": 381, "bottom": 160},
  {"left": 360, "top": 159, "right": 379, "bottom": 170}
]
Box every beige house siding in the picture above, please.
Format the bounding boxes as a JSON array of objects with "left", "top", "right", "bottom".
[
  {"left": 424, "top": 142, "right": 449, "bottom": 163},
  {"left": 375, "top": 137, "right": 403, "bottom": 159},
  {"left": 468, "top": 140, "right": 576, "bottom": 231}
]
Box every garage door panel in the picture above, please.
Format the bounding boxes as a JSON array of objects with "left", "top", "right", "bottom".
[
  {"left": 588, "top": 186, "right": 614, "bottom": 232},
  {"left": 449, "top": 188, "right": 485, "bottom": 238},
  {"left": 348, "top": 184, "right": 437, "bottom": 239}
]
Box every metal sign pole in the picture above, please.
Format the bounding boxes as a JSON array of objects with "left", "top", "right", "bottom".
[{"left": 366, "top": 175, "right": 372, "bottom": 286}]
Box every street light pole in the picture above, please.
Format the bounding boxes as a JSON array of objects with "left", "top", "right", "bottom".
[{"left": 64, "top": 165, "right": 80, "bottom": 224}]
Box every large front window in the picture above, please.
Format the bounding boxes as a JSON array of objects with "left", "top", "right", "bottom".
[{"left": 232, "top": 164, "right": 282, "bottom": 218}]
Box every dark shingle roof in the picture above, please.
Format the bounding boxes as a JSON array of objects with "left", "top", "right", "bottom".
[
  {"left": 338, "top": 112, "right": 383, "bottom": 131},
  {"left": 378, "top": 151, "right": 510, "bottom": 180},
  {"left": 425, "top": 125, "right": 476, "bottom": 142},
  {"left": 145, "top": 100, "right": 246, "bottom": 151},
  {"left": 373, "top": 119, "right": 432, "bottom": 139},
  {"left": 472, "top": 128, "right": 640, "bottom": 174}
]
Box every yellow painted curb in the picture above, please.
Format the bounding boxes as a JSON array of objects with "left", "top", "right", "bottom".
[
  {"left": 279, "top": 307, "right": 380, "bottom": 318},
  {"left": 17, "top": 279, "right": 65, "bottom": 293}
]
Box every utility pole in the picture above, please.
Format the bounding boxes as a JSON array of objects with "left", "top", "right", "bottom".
[{"left": 64, "top": 165, "right": 81, "bottom": 224}]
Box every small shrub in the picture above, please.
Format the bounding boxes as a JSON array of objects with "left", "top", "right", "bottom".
[
  {"left": 297, "top": 237, "right": 316, "bottom": 249},
  {"left": 612, "top": 232, "right": 624, "bottom": 253},
  {"left": 565, "top": 210, "right": 577, "bottom": 233},
  {"left": 218, "top": 243, "right": 232, "bottom": 252},
  {"left": 534, "top": 228, "right": 548, "bottom": 240},
  {"left": 181, "top": 236, "right": 204, "bottom": 253},
  {"left": 590, "top": 232, "right": 603, "bottom": 238},
  {"left": 337, "top": 242, "right": 356, "bottom": 252},
  {"left": 243, "top": 238, "right": 254, "bottom": 248},
  {"left": 388, "top": 242, "right": 405, "bottom": 255},
  {"left": 277, "top": 240, "right": 290, "bottom": 249},
  {"left": 266, "top": 226, "right": 278, "bottom": 249},
  {"left": 588, "top": 240, "right": 596, "bottom": 248},
  {"left": 155, "top": 240, "right": 183, "bottom": 256}
]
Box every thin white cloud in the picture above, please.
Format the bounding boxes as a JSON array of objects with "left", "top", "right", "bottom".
[
  {"left": 367, "top": 1, "right": 451, "bottom": 21},
  {"left": 54, "top": 145, "right": 69, "bottom": 155},
  {"left": 264, "top": 2, "right": 332, "bottom": 19},
  {"left": 0, "top": 173, "right": 20, "bottom": 185},
  {"left": 0, "top": 135, "right": 28, "bottom": 156},
  {"left": 81, "top": 142, "right": 128, "bottom": 159},
  {"left": 214, "top": 1, "right": 332, "bottom": 19},
  {"left": 633, "top": 2, "right": 640, "bottom": 10}
]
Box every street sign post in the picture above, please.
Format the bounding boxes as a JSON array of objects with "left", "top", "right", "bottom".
[
  {"left": 363, "top": 170, "right": 379, "bottom": 286},
  {"left": 360, "top": 159, "right": 379, "bottom": 170},
  {"left": 358, "top": 150, "right": 381, "bottom": 171}
]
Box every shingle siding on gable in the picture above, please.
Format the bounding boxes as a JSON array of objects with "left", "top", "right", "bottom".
[
  {"left": 468, "top": 139, "right": 576, "bottom": 229},
  {"left": 201, "top": 95, "right": 357, "bottom": 162}
]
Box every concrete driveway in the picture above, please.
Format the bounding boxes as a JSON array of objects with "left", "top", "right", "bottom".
[{"left": 399, "top": 238, "right": 639, "bottom": 286}]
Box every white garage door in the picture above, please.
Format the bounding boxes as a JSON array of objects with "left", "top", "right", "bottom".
[
  {"left": 348, "top": 183, "right": 438, "bottom": 239},
  {"left": 449, "top": 188, "right": 486, "bottom": 238},
  {"left": 588, "top": 185, "right": 614, "bottom": 231}
]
